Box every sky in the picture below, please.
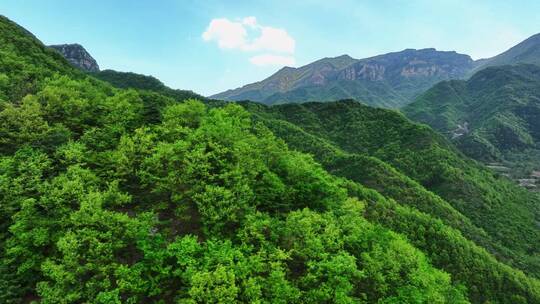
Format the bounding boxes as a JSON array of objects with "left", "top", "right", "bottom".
[{"left": 2, "top": 0, "right": 540, "bottom": 96}]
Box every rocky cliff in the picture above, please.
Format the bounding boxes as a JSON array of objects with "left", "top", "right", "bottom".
[{"left": 49, "top": 43, "right": 99, "bottom": 72}]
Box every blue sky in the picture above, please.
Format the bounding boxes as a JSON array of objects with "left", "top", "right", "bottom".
[{"left": 2, "top": 0, "right": 540, "bottom": 96}]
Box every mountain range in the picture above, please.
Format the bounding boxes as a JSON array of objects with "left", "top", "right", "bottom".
[
  {"left": 212, "top": 49, "right": 474, "bottom": 108},
  {"left": 211, "top": 33, "right": 540, "bottom": 108}
]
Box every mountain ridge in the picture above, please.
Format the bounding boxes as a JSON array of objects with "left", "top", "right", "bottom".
[
  {"left": 212, "top": 48, "right": 474, "bottom": 108},
  {"left": 212, "top": 33, "right": 540, "bottom": 108},
  {"left": 404, "top": 64, "right": 540, "bottom": 179}
]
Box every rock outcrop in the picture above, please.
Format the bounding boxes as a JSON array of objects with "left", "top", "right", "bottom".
[{"left": 49, "top": 43, "right": 99, "bottom": 72}]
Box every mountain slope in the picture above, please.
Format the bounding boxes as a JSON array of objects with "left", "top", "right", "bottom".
[
  {"left": 0, "top": 16, "right": 79, "bottom": 103},
  {"left": 93, "top": 69, "right": 204, "bottom": 101},
  {"left": 212, "top": 55, "right": 357, "bottom": 102},
  {"left": 241, "top": 100, "right": 540, "bottom": 303},
  {"left": 212, "top": 49, "right": 474, "bottom": 108},
  {"left": 404, "top": 64, "right": 540, "bottom": 177},
  {"left": 47, "top": 46, "right": 205, "bottom": 102},
  {"left": 243, "top": 100, "right": 540, "bottom": 267}
]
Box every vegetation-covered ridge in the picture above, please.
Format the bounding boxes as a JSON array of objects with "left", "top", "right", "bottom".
[
  {"left": 1, "top": 95, "right": 470, "bottom": 302},
  {"left": 405, "top": 64, "right": 540, "bottom": 179},
  {"left": 92, "top": 69, "right": 205, "bottom": 102},
  {"left": 241, "top": 100, "right": 540, "bottom": 299},
  {"left": 244, "top": 100, "right": 540, "bottom": 262}
]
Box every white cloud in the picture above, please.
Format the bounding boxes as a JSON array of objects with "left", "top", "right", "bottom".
[
  {"left": 245, "top": 26, "right": 295, "bottom": 53},
  {"left": 249, "top": 54, "right": 296, "bottom": 67},
  {"left": 202, "top": 16, "right": 296, "bottom": 66},
  {"left": 202, "top": 18, "right": 247, "bottom": 49}
]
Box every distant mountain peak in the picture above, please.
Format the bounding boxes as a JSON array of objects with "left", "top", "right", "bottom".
[
  {"left": 327, "top": 54, "right": 354, "bottom": 61},
  {"left": 49, "top": 43, "right": 99, "bottom": 72},
  {"left": 212, "top": 48, "right": 473, "bottom": 108},
  {"left": 275, "top": 66, "right": 295, "bottom": 73}
]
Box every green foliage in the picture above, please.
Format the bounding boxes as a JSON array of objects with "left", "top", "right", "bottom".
[
  {"left": 0, "top": 35, "right": 470, "bottom": 301},
  {"left": 245, "top": 100, "right": 540, "bottom": 264},
  {"left": 242, "top": 100, "right": 540, "bottom": 303},
  {"left": 405, "top": 64, "right": 540, "bottom": 177},
  {"left": 0, "top": 94, "right": 467, "bottom": 303},
  {"left": 0, "top": 96, "right": 51, "bottom": 153},
  {"left": 0, "top": 16, "right": 77, "bottom": 102},
  {"left": 344, "top": 180, "right": 540, "bottom": 304},
  {"left": 94, "top": 69, "right": 205, "bottom": 102}
]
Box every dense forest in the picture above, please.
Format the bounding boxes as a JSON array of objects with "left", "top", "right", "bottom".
[
  {"left": 92, "top": 70, "right": 204, "bottom": 102},
  {"left": 241, "top": 101, "right": 540, "bottom": 301},
  {"left": 1, "top": 14, "right": 540, "bottom": 304},
  {"left": 404, "top": 64, "right": 540, "bottom": 178}
]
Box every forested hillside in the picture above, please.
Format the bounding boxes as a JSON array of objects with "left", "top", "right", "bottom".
[
  {"left": 404, "top": 64, "right": 540, "bottom": 178},
  {"left": 93, "top": 69, "right": 204, "bottom": 102},
  {"left": 1, "top": 14, "right": 540, "bottom": 304},
  {"left": 241, "top": 101, "right": 540, "bottom": 300}
]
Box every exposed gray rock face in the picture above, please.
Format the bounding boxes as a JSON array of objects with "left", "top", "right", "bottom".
[{"left": 49, "top": 44, "right": 99, "bottom": 72}]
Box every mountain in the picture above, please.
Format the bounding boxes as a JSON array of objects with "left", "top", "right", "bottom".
[
  {"left": 212, "top": 49, "right": 474, "bottom": 108},
  {"left": 211, "top": 49, "right": 473, "bottom": 108},
  {"left": 2, "top": 14, "right": 540, "bottom": 304},
  {"left": 49, "top": 43, "right": 100, "bottom": 72},
  {"left": 404, "top": 64, "right": 540, "bottom": 179}
]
